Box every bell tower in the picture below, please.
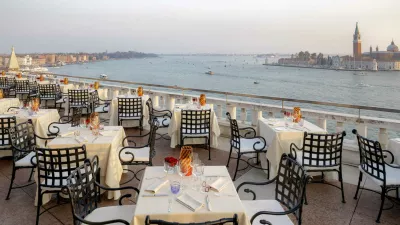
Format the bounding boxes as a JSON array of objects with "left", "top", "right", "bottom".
[{"left": 353, "top": 22, "right": 362, "bottom": 59}]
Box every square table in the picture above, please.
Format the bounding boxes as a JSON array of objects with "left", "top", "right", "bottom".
[
  {"left": 258, "top": 118, "right": 326, "bottom": 177},
  {"left": 36, "top": 126, "right": 127, "bottom": 206},
  {"left": 388, "top": 138, "right": 400, "bottom": 165},
  {"left": 132, "top": 166, "right": 250, "bottom": 225},
  {"left": 168, "top": 104, "right": 220, "bottom": 148},
  {"left": 108, "top": 94, "right": 150, "bottom": 127}
]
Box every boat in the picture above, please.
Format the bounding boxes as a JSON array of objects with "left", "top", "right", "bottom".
[
  {"left": 353, "top": 71, "right": 367, "bottom": 76},
  {"left": 100, "top": 74, "right": 108, "bottom": 79},
  {"left": 254, "top": 81, "right": 260, "bottom": 84},
  {"left": 205, "top": 71, "right": 214, "bottom": 75},
  {"left": 31, "top": 67, "right": 49, "bottom": 72}
]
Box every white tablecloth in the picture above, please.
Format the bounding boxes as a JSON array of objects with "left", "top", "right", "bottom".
[
  {"left": 132, "top": 166, "right": 250, "bottom": 225},
  {"left": 0, "top": 98, "right": 19, "bottom": 114},
  {"left": 258, "top": 118, "right": 327, "bottom": 178},
  {"left": 168, "top": 104, "right": 220, "bottom": 148},
  {"left": 108, "top": 95, "right": 150, "bottom": 127},
  {"left": 388, "top": 138, "right": 400, "bottom": 165},
  {"left": 59, "top": 84, "right": 75, "bottom": 94},
  {"left": 35, "top": 126, "right": 127, "bottom": 205}
]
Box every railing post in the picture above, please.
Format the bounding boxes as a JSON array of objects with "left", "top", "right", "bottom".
[
  {"left": 226, "top": 104, "right": 236, "bottom": 119},
  {"left": 378, "top": 128, "right": 388, "bottom": 149},
  {"left": 240, "top": 108, "right": 246, "bottom": 123},
  {"left": 317, "top": 118, "right": 327, "bottom": 130},
  {"left": 153, "top": 95, "right": 159, "bottom": 107},
  {"left": 355, "top": 123, "right": 367, "bottom": 137},
  {"left": 336, "top": 121, "right": 344, "bottom": 133},
  {"left": 268, "top": 112, "right": 274, "bottom": 118},
  {"left": 252, "top": 109, "right": 262, "bottom": 126},
  {"left": 167, "top": 95, "right": 175, "bottom": 111},
  {"left": 216, "top": 105, "right": 222, "bottom": 118}
]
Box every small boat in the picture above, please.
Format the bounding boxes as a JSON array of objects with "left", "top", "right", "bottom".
[
  {"left": 254, "top": 81, "right": 259, "bottom": 84},
  {"left": 100, "top": 74, "right": 108, "bottom": 79},
  {"left": 205, "top": 71, "right": 214, "bottom": 75},
  {"left": 353, "top": 71, "right": 367, "bottom": 76}
]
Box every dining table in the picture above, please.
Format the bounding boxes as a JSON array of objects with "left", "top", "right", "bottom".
[
  {"left": 168, "top": 104, "right": 220, "bottom": 148},
  {"left": 0, "top": 98, "right": 20, "bottom": 114},
  {"left": 132, "top": 166, "right": 250, "bottom": 225}
]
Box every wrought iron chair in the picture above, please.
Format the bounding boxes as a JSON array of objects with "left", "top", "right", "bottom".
[
  {"left": 35, "top": 145, "right": 87, "bottom": 225},
  {"left": 180, "top": 109, "right": 211, "bottom": 160},
  {"left": 4, "top": 77, "right": 16, "bottom": 97},
  {"left": 145, "top": 214, "right": 239, "bottom": 225},
  {"left": 146, "top": 98, "right": 172, "bottom": 140},
  {"left": 91, "top": 89, "right": 111, "bottom": 113},
  {"left": 290, "top": 131, "right": 346, "bottom": 204},
  {"left": 63, "top": 155, "right": 140, "bottom": 225},
  {"left": 352, "top": 129, "right": 400, "bottom": 223},
  {"left": 237, "top": 154, "right": 310, "bottom": 225},
  {"left": 226, "top": 112, "right": 268, "bottom": 181},
  {"left": 15, "top": 80, "right": 35, "bottom": 100},
  {"left": 6, "top": 119, "right": 55, "bottom": 200},
  {"left": 0, "top": 116, "right": 16, "bottom": 157},
  {"left": 38, "top": 84, "right": 63, "bottom": 109},
  {"left": 118, "top": 97, "right": 143, "bottom": 133},
  {"left": 48, "top": 107, "right": 82, "bottom": 136},
  {"left": 119, "top": 118, "right": 159, "bottom": 183},
  {"left": 0, "top": 77, "right": 12, "bottom": 97},
  {"left": 68, "top": 89, "right": 90, "bottom": 115},
  {"left": 29, "top": 81, "right": 38, "bottom": 97}
]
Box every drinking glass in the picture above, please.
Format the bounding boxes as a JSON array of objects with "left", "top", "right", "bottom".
[
  {"left": 299, "top": 118, "right": 304, "bottom": 127},
  {"left": 170, "top": 180, "right": 181, "bottom": 195},
  {"left": 80, "top": 118, "right": 87, "bottom": 128},
  {"left": 74, "top": 130, "right": 80, "bottom": 138},
  {"left": 177, "top": 160, "right": 190, "bottom": 190},
  {"left": 163, "top": 161, "right": 175, "bottom": 174},
  {"left": 192, "top": 163, "right": 204, "bottom": 191},
  {"left": 19, "top": 100, "right": 24, "bottom": 110}
]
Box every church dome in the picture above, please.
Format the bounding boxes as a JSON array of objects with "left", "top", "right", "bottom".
[{"left": 387, "top": 40, "right": 399, "bottom": 52}]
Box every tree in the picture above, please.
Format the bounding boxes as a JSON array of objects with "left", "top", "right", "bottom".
[
  {"left": 311, "top": 53, "right": 317, "bottom": 59},
  {"left": 304, "top": 51, "right": 310, "bottom": 61},
  {"left": 298, "top": 51, "right": 305, "bottom": 60}
]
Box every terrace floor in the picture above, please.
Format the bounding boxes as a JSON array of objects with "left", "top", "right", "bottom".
[{"left": 0, "top": 127, "right": 399, "bottom": 225}]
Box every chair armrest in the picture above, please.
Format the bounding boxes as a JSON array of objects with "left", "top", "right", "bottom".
[
  {"left": 290, "top": 143, "right": 302, "bottom": 160},
  {"left": 119, "top": 145, "right": 149, "bottom": 163},
  {"left": 94, "top": 181, "right": 140, "bottom": 205},
  {"left": 239, "top": 127, "right": 257, "bottom": 138},
  {"left": 236, "top": 177, "right": 277, "bottom": 200},
  {"left": 241, "top": 136, "right": 267, "bottom": 151},
  {"left": 250, "top": 203, "right": 302, "bottom": 225},
  {"left": 122, "top": 133, "right": 150, "bottom": 147},
  {"left": 382, "top": 150, "right": 395, "bottom": 164},
  {"left": 153, "top": 109, "right": 172, "bottom": 117},
  {"left": 8, "top": 107, "right": 19, "bottom": 112}
]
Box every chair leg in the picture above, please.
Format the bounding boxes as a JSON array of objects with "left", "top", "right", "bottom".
[
  {"left": 376, "top": 187, "right": 386, "bottom": 223},
  {"left": 354, "top": 171, "right": 363, "bottom": 199},
  {"left": 304, "top": 185, "right": 308, "bottom": 205},
  {"left": 36, "top": 190, "right": 42, "bottom": 225},
  {"left": 256, "top": 152, "right": 260, "bottom": 165},
  {"left": 6, "top": 167, "right": 16, "bottom": 200},
  {"left": 226, "top": 146, "right": 233, "bottom": 167},
  {"left": 208, "top": 138, "right": 211, "bottom": 160},
  {"left": 28, "top": 168, "right": 34, "bottom": 182},
  {"left": 233, "top": 153, "right": 241, "bottom": 181},
  {"left": 339, "top": 169, "right": 346, "bottom": 203}
]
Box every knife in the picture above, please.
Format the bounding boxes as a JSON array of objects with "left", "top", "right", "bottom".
[
  {"left": 206, "top": 195, "right": 212, "bottom": 211},
  {"left": 142, "top": 194, "right": 169, "bottom": 197}
]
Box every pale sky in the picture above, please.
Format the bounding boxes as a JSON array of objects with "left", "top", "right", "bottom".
[{"left": 1, "top": 0, "right": 400, "bottom": 54}]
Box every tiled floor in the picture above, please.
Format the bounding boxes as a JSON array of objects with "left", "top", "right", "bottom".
[{"left": 0, "top": 127, "right": 399, "bottom": 225}]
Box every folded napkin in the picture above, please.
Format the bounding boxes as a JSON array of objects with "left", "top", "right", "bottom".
[
  {"left": 104, "top": 127, "right": 121, "bottom": 131},
  {"left": 274, "top": 127, "right": 287, "bottom": 131},
  {"left": 210, "top": 177, "right": 229, "bottom": 192},
  {"left": 145, "top": 179, "right": 169, "bottom": 194},
  {"left": 75, "top": 136, "right": 88, "bottom": 144},
  {"left": 100, "top": 131, "right": 114, "bottom": 137},
  {"left": 59, "top": 131, "right": 74, "bottom": 137},
  {"left": 176, "top": 193, "right": 203, "bottom": 212},
  {"left": 3, "top": 111, "right": 16, "bottom": 115}
]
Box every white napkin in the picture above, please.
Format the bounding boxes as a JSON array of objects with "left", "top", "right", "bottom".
[
  {"left": 100, "top": 131, "right": 114, "bottom": 137},
  {"left": 176, "top": 193, "right": 203, "bottom": 212},
  {"left": 104, "top": 127, "right": 120, "bottom": 131},
  {"left": 274, "top": 127, "right": 287, "bottom": 131},
  {"left": 75, "top": 136, "right": 88, "bottom": 144},
  {"left": 145, "top": 179, "right": 169, "bottom": 194},
  {"left": 59, "top": 131, "right": 74, "bottom": 137},
  {"left": 3, "top": 111, "right": 16, "bottom": 115},
  {"left": 210, "top": 177, "right": 229, "bottom": 192}
]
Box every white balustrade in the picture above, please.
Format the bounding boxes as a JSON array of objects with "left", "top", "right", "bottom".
[
  {"left": 226, "top": 104, "right": 237, "bottom": 119},
  {"left": 317, "top": 118, "right": 327, "bottom": 130},
  {"left": 240, "top": 108, "right": 246, "bottom": 123}
]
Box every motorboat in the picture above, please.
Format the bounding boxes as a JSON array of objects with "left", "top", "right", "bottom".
[
  {"left": 205, "top": 71, "right": 214, "bottom": 75},
  {"left": 100, "top": 74, "right": 108, "bottom": 79},
  {"left": 254, "top": 81, "right": 260, "bottom": 84}
]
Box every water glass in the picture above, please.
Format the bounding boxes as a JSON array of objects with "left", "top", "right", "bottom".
[
  {"left": 74, "top": 130, "right": 80, "bottom": 138},
  {"left": 163, "top": 161, "right": 175, "bottom": 174},
  {"left": 299, "top": 119, "right": 304, "bottom": 127},
  {"left": 192, "top": 163, "right": 204, "bottom": 191},
  {"left": 80, "top": 118, "right": 87, "bottom": 128},
  {"left": 170, "top": 181, "right": 181, "bottom": 195}
]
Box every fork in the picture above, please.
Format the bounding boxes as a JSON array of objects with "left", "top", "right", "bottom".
[{"left": 168, "top": 199, "right": 172, "bottom": 212}]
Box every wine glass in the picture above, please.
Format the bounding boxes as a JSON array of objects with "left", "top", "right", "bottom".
[
  {"left": 19, "top": 100, "right": 24, "bottom": 110},
  {"left": 177, "top": 160, "right": 190, "bottom": 190},
  {"left": 80, "top": 118, "right": 87, "bottom": 128},
  {"left": 192, "top": 163, "right": 204, "bottom": 191}
]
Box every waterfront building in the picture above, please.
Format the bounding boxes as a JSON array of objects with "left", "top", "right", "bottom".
[
  {"left": 7, "top": 46, "right": 19, "bottom": 71},
  {"left": 56, "top": 55, "right": 68, "bottom": 63},
  {"left": 46, "top": 54, "right": 56, "bottom": 64},
  {"left": 32, "top": 57, "right": 46, "bottom": 66},
  {"left": 17, "top": 55, "right": 32, "bottom": 66}
]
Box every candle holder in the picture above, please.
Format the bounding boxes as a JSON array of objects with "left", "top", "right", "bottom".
[
  {"left": 199, "top": 94, "right": 206, "bottom": 106},
  {"left": 137, "top": 86, "right": 143, "bottom": 97}
]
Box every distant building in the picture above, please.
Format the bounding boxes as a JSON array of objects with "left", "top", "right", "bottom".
[
  {"left": 17, "top": 55, "right": 32, "bottom": 66},
  {"left": 102, "top": 55, "right": 109, "bottom": 60},
  {"left": 46, "top": 54, "right": 56, "bottom": 64},
  {"left": 32, "top": 57, "right": 46, "bottom": 66},
  {"left": 56, "top": 55, "right": 68, "bottom": 63},
  {"left": 277, "top": 58, "right": 315, "bottom": 66},
  {"left": 7, "top": 46, "right": 19, "bottom": 71}
]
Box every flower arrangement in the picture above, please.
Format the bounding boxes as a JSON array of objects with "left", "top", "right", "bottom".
[
  {"left": 283, "top": 111, "right": 291, "bottom": 117},
  {"left": 94, "top": 81, "right": 99, "bottom": 90},
  {"left": 63, "top": 78, "right": 69, "bottom": 84},
  {"left": 292, "top": 107, "right": 302, "bottom": 123},
  {"left": 164, "top": 157, "right": 178, "bottom": 167},
  {"left": 1, "top": 71, "right": 5, "bottom": 76},
  {"left": 39, "top": 75, "right": 44, "bottom": 81}
]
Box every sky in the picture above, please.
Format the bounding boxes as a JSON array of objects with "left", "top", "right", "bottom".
[{"left": 1, "top": 0, "right": 400, "bottom": 55}]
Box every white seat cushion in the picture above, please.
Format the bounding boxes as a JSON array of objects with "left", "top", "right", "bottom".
[
  {"left": 95, "top": 106, "right": 109, "bottom": 113},
  {"left": 156, "top": 117, "right": 170, "bottom": 127},
  {"left": 242, "top": 200, "right": 294, "bottom": 225},
  {"left": 182, "top": 128, "right": 209, "bottom": 137},
  {"left": 359, "top": 164, "right": 400, "bottom": 186},
  {"left": 295, "top": 151, "right": 339, "bottom": 170},
  {"left": 84, "top": 205, "right": 136, "bottom": 225},
  {"left": 119, "top": 147, "right": 150, "bottom": 162},
  {"left": 56, "top": 98, "right": 65, "bottom": 103},
  {"left": 15, "top": 151, "right": 36, "bottom": 167},
  {"left": 237, "top": 138, "right": 265, "bottom": 153},
  {"left": 119, "top": 113, "right": 141, "bottom": 119}
]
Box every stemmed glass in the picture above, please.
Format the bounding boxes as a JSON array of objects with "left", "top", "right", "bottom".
[
  {"left": 192, "top": 162, "right": 204, "bottom": 191},
  {"left": 177, "top": 160, "right": 190, "bottom": 190}
]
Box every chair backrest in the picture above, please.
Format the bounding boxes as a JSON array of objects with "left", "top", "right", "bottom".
[
  {"left": 64, "top": 156, "right": 99, "bottom": 225},
  {"left": 226, "top": 112, "right": 240, "bottom": 149},
  {"left": 300, "top": 131, "right": 346, "bottom": 168},
  {"left": 353, "top": 129, "right": 387, "bottom": 185},
  {"left": 181, "top": 109, "right": 211, "bottom": 135},
  {"left": 91, "top": 90, "right": 100, "bottom": 108},
  {"left": 15, "top": 80, "right": 30, "bottom": 93},
  {"left": 38, "top": 84, "right": 57, "bottom": 99},
  {"left": 36, "top": 145, "right": 87, "bottom": 188},
  {"left": 0, "top": 77, "right": 8, "bottom": 88},
  {"left": 0, "top": 116, "right": 16, "bottom": 148},
  {"left": 6, "top": 77, "right": 16, "bottom": 87},
  {"left": 71, "top": 108, "right": 82, "bottom": 127},
  {"left": 9, "top": 119, "right": 37, "bottom": 162},
  {"left": 145, "top": 214, "right": 238, "bottom": 225},
  {"left": 118, "top": 97, "right": 143, "bottom": 118},
  {"left": 275, "top": 154, "right": 309, "bottom": 222},
  {"left": 68, "top": 89, "right": 89, "bottom": 107},
  {"left": 148, "top": 119, "right": 159, "bottom": 158}
]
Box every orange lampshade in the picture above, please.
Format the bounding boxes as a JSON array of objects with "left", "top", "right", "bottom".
[
  {"left": 63, "top": 78, "right": 69, "bottom": 84},
  {"left": 39, "top": 75, "right": 44, "bottom": 81},
  {"left": 94, "top": 81, "right": 99, "bottom": 90},
  {"left": 179, "top": 146, "right": 193, "bottom": 176},
  {"left": 137, "top": 86, "right": 143, "bottom": 97},
  {"left": 199, "top": 94, "right": 206, "bottom": 106},
  {"left": 0, "top": 89, "right": 4, "bottom": 99}
]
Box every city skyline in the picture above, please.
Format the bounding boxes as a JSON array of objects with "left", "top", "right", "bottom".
[{"left": 2, "top": 0, "right": 400, "bottom": 54}]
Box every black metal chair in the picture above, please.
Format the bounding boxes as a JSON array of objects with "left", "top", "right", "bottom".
[
  {"left": 48, "top": 107, "right": 82, "bottom": 136},
  {"left": 35, "top": 145, "right": 87, "bottom": 225},
  {"left": 180, "top": 109, "right": 211, "bottom": 160},
  {"left": 0, "top": 116, "right": 16, "bottom": 156},
  {"left": 290, "top": 131, "right": 346, "bottom": 204},
  {"left": 119, "top": 118, "right": 159, "bottom": 183},
  {"left": 145, "top": 214, "right": 239, "bottom": 225},
  {"left": 226, "top": 112, "right": 268, "bottom": 181},
  {"left": 146, "top": 98, "right": 172, "bottom": 140},
  {"left": 6, "top": 120, "right": 55, "bottom": 200},
  {"left": 237, "top": 154, "right": 310, "bottom": 225},
  {"left": 4, "top": 77, "right": 16, "bottom": 97},
  {"left": 92, "top": 89, "right": 111, "bottom": 113},
  {"left": 64, "top": 155, "right": 140, "bottom": 225},
  {"left": 68, "top": 89, "right": 90, "bottom": 115},
  {"left": 352, "top": 129, "right": 400, "bottom": 223},
  {"left": 0, "top": 77, "right": 12, "bottom": 97},
  {"left": 118, "top": 97, "right": 143, "bottom": 133},
  {"left": 38, "top": 84, "right": 63, "bottom": 109},
  {"left": 15, "top": 80, "right": 35, "bottom": 100}
]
